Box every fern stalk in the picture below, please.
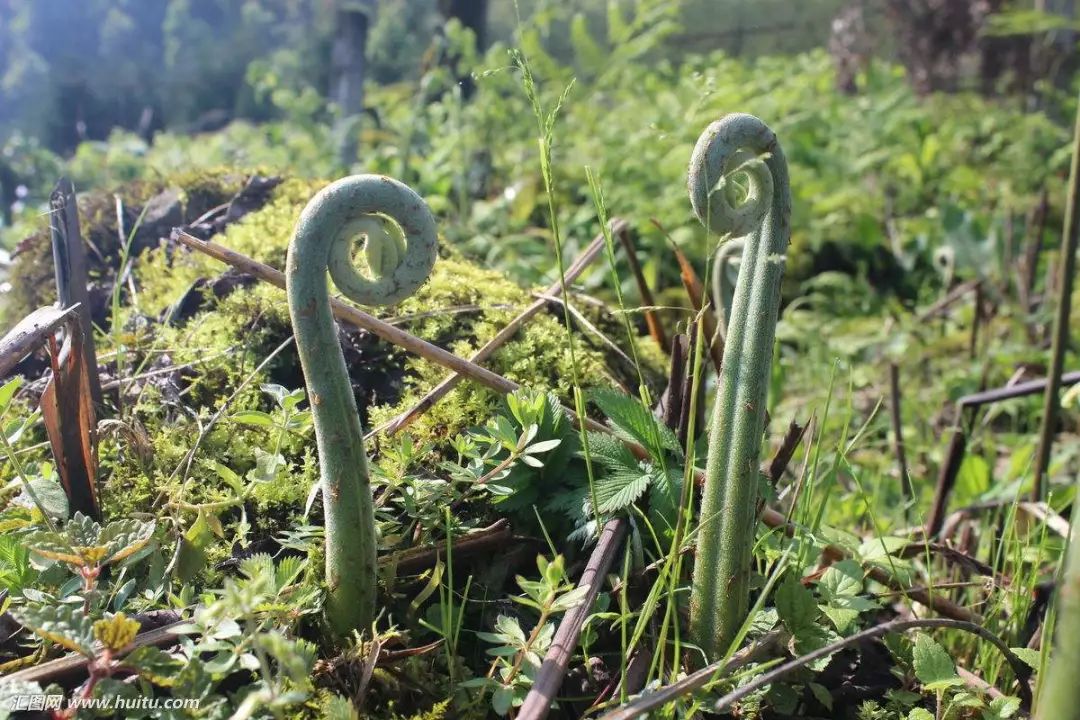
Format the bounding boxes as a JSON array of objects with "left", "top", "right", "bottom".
[
  {"left": 1036, "top": 471, "right": 1080, "bottom": 719},
  {"left": 687, "top": 114, "right": 792, "bottom": 658},
  {"left": 286, "top": 175, "right": 437, "bottom": 637}
]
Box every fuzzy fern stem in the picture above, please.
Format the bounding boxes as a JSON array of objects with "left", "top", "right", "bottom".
[
  {"left": 286, "top": 175, "right": 437, "bottom": 637},
  {"left": 687, "top": 114, "right": 792, "bottom": 658},
  {"left": 1035, "top": 472, "right": 1080, "bottom": 718}
]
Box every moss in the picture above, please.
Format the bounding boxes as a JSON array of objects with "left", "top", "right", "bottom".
[
  {"left": 3, "top": 168, "right": 248, "bottom": 324},
  {"left": 89, "top": 172, "right": 619, "bottom": 547},
  {"left": 366, "top": 255, "right": 612, "bottom": 452}
]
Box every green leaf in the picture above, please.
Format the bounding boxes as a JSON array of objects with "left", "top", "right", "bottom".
[
  {"left": 818, "top": 560, "right": 876, "bottom": 634},
  {"left": 955, "top": 454, "right": 990, "bottom": 504},
  {"left": 818, "top": 560, "right": 864, "bottom": 599},
  {"left": 585, "top": 431, "right": 639, "bottom": 471},
  {"left": 983, "top": 696, "right": 1020, "bottom": 720},
  {"left": 495, "top": 614, "right": 526, "bottom": 645},
  {"left": 523, "top": 438, "right": 562, "bottom": 455},
  {"left": 858, "top": 536, "right": 908, "bottom": 561},
  {"left": 230, "top": 410, "right": 275, "bottom": 427},
  {"left": 247, "top": 448, "right": 285, "bottom": 484},
  {"left": 0, "top": 378, "right": 21, "bottom": 415},
  {"left": 323, "top": 694, "right": 359, "bottom": 720},
  {"left": 26, "top": 478, "right": 68, "bottom": 520},
  {"left": 99, "top": 518, "right": 156, "bottom": 565},
  {"left": 212, "top": 462, "right": 244, "bottom": 493},
  {"left": 909, "top": 709, "right": 935, "bottom": 720},
  {"left": 809, "top": 682, "right": 833, "bottom": 711},
  {"left": 0, "top": 536, "right": 34, "bottom": 593},
  {"left": 1008, "top": 647, "right": 1041, "bottom": 671},
  {"left": 775, "top": 574, "right": 818, "bottom": 636},
  {"left": 492, "top": 685, "right": 513, "bottom": 716},
  {"left": 912, "top": 633, "right": 963, "bottom": 691},
  {"left": 593, "top": 466, "right": 650, "bottom": 514},
  {"left": 590, "top": 388, "right": 680, "bottom": 457},
  {"left": 11, "top": 603, "right": 95, "bottom": 655},
  {"left": 551, "top": 584, "right": 591, "bottom": 613}
]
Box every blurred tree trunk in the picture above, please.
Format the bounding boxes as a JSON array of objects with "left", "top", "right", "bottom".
[
  {"left": 0, "top": 159, "right": 15, "bottom": 227},
  {"left": 330, "top": 1, "right": 373, "bottom": 166},
  {"left": 442, "top": 0, "right": 489, "bottom": 51},
  {"left": 438, "top": 0, "right": 488, "bottom": 100},
  {"left": 979, "top": 0, "right": 1033, "bottom": 94},
  {"left": 829, "top": 1, "right": 870, "bottom": 94},
  {"left": 883, "top": 0, "right": 988, "bottom": 94}
]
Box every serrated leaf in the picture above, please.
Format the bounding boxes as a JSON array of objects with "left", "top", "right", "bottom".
[
  {"left": 66, "top": 512, "right": 103, "bottom": 547},
  {"left": 495, "top": 614, "right": 526, "bottom": 645},
  {"left": 593, "top": 467, "right": 650, "bottom": 514},
  {"left": 590, "top": 388, "right": 680, "bottom": 457},
  {"left": 585, "top": 431, "right": 639, "bottom": 470},
  {"left": 818, "top": 560, "right": 876, "bottom": 633},
  {"left": 984, "top": 695, "right": 1020, "bottom": 720},
  {"left": 775, "top": 574, "right": 818, "bottom": 635},
  {"left": 819, "top": 603, "right": 862, "bottom": 634},
  {"left": 12, "top": 602, "right": 95, "bottom": 655},
  {"left": 818, "top": 560, "right": 864, "bottom": 600},
  {"left": 913, "top": 633, "right": 963, "bottom": 690},
  {"left": 323, "top": 694, "right": 359, "bottom": 720},
  {"left": 25, "top": 532, "right": 84, "bottom": 567},
  {"left": 1008, "top": 647, "right": 1041, "bottom": 670},
  {"left": 99, "top": 518, "right": 156, "bottom": 565},
  {"left": 0, "top": 536, "right": 34, "bottom": 593}
]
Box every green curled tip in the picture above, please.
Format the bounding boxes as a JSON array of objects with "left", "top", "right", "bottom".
[{"left": 688, "top": 113, "right": 782, "bottom": 238}]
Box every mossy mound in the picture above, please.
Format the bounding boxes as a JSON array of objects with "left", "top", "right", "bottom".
[
  {"left": 2, "top": 169, "right": 249, "bottom": 327},
  {"left": 41, "top": 173, "right": 639, "bottom": 549}
]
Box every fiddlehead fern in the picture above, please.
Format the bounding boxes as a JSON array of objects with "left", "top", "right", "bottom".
[
  {"left": 687, "top": 114, "right": 792, "bottom": 658},
  {"left": 711, "top": 237, "right": 744, "bottom": 342},
  {"left": 286, "top": 175, "right": 438, "bottom": 637}
]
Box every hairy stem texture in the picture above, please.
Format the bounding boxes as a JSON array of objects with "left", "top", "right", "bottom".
[
  {"left": 687, "top": 114, "right": 791, "bottom": 659},
  {"left": 286, "top": 175, "right": 437, "bottom": 637},
  {"left": 1036, "top": 468, "right": 1080, "bottom": 719}
]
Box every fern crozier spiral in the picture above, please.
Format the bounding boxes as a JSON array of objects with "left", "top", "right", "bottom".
[
  {"left": 286, "top": 174, "right": 437, "bottom": 637},
  {"left": 687, "top": 114, "right": 792, "bottom": 659}
]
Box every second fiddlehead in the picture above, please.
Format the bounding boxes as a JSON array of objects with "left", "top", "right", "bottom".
[
  {"left": 286, "top": 175, "right": 438, "bottom": 637},
  {"left": 687, "top": 114, "right": 792, "bottom": 658},
  {"left": 711, "top": 236, "right": 744, "bottom": 342}
]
